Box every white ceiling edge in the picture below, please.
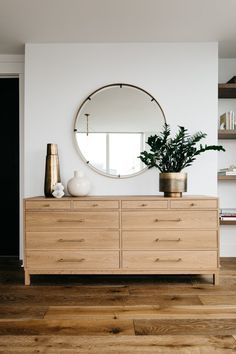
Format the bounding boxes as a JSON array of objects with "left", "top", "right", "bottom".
[{"left": 0, "top": 44, "right": 234, "bottom": 62}]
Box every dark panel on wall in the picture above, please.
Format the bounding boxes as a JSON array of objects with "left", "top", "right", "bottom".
[{"left": 0, "top": 78, "right": 19, "bottom": 256}]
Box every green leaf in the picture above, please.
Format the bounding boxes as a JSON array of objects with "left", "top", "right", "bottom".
[{"left": 137, "top": 123, "right": 225, "bottom": 172}]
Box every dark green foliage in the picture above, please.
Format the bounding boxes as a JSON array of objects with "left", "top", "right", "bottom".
[{"left": 138, "top": 123, "right": 225, "bottom": 172}]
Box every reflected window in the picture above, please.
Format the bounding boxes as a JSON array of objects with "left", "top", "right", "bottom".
[
  {"left": 77, "top": 133, "right": 107, "bottom": 172},
  {"left": 76, "top": 132, "right": 145, "bottom": 176}
]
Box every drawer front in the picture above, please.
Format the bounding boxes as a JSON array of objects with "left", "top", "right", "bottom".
[
  {"left": 123, "top": 251, "right": 217, "bottom": 270},
  {"left": 122, "top": 230, "right": 217, "bottom": 250},
  {"left": 170, "top": 199, "right": 218, "bottom": 209},
  {"left": 26, "top": 231, "right": 119, "bottom": 249},
  {"left": 122, "top": 210, "right": 218, "bottom": 229},
  {"left": 122, "top": 200, "right": 168, "bottom": 209},
  {"left": 26, "top": 211, "right": 119, "bottom": 231},
  {"left": 25, "top": 200, "right": 71, "bottom": 210},
  {"left": 26, "top": 251, "right": 119, "bottom": 269},
  {"left": 73, "top": 200, "right": 119, "bottom": 209}
]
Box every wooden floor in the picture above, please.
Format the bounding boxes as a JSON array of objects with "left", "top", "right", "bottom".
[{"left": 1, "top": 259, "right": 236, "bottom": 353}]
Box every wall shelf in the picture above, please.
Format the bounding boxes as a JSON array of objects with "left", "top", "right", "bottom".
[
  {"left": 219, "top": 83, "right": 236, "bottom": 98},
  {"left": 220, "top": 219, "right": 236, "bottom": 225},
  {"left": 218, "top": 175, "right": 236, "bottom": 180},
  {"left": 218, "top": 130, "right": 236, "bottom": 139}
]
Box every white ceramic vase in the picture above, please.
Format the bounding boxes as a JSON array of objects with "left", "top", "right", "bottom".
[{"left": 67, "top": 170, "right": 90, "bottom": 196}]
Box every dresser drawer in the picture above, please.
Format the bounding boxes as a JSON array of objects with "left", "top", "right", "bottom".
[
  {"left": 122, "top": 200, "right": 168, "bottom": 209},
  {"left": 73, "top": 200, "right": 119, "bottom": 209},
  {"left": 25, "top": 200, "right": 71, "bottom": 210},
  {"left": 26, "top": 251, "right": 119, "bottom": 269},
  {"left": 122, "top": 230, "right": 218, "bottom": 250},
  {"left": 123, "top": 251, "right": 217, "bottom": 270},
  {"left": 122, "top": 210, "right": 218, "bottom": 229},
  {"left": 170, "top": 199, "right": 218, "bottom": 209},
  {"left": 26, "top": 231, "right": 119, "bottom": 249},
  {"left": 26, "top": 211, "right": 119, "bottom": 231}
]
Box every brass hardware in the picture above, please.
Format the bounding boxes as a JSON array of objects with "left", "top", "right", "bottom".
[
  {"left": 58, "top": 238, "right": 85, "bottom": 242},
  {"left": 58, "top": 219, "right": 85, "bottom": 223},
  {"left": 141, "top": 204, "right": 147, "bottom": 207},
  {"left": 43, "top": 204, "right": 50, "bottom": 207},
  {"left": 190, "top": 203, "right": 195, "bottom": 206},
  {"left": 155, "top": 258, "right": 182, "bottom": 262},
  {"left": 57, "top": 258, "right": 85, "bottom": 263},
  {"left": 92, "top": 204, "right": 99, "bottom": 207},
  {"left": 154, "top": 218, "right": 181, "bottom": 222},
  {"left": 155, "top": 238, "right": 181, "bottom": 242},
  {"left": 159, "top": 172, "right": 187, "bottom": 198}
]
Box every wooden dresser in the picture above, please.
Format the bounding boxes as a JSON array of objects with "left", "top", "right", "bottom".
[{"left": 24, "top": 195, "right": 219, "bottom": 285}]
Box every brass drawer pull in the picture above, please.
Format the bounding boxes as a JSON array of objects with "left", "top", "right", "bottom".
[
  {"left": 155, "top": 218, "right": 181, "bottom": 222},
  {"left": 58, "top": 219, "right": 85, "bottom": 223},
  {"left": 155, "top": 238, "right": 181, "bottom": 242},
  {"left": 155, "top": 258, "right": 182, "bottom": 262},
  {"left": 190, "top": 203, "right": 195, "bottom": 207},
  {"left": 43, "top": 204, "right": 50, "bottom": 207},
  {"left": 58, "top": 238, "right": 85, "bottom": 243},
  {"left": 57, "top": 258, "right": 85, "bottom": 263},
  {"left": 92, "top": 204, "right": 99, "bottom": 207},
  {"left": 141, "top": 204, "right": 148, "bottom": 207}
]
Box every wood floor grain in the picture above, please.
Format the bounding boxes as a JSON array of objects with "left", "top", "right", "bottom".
[
  {"left": 0, "top": 318, "right": 134, "bottom": 336},
  {"left": 0, "top": 294, "right": 202, "bottom": 306},
  {"left": 44, "top": 304, "right": 236, "bottom": 320},
  {"left": 0, "top": 306, "right": 47, "bottom": 319},
  {"left": 0, "top": 335, "right": 236, "bottom": 353},
  {"left": 134, "top": 318, "right": 236, "bottom": 335},
  {"left": 199, "top": 295, "right": 236, "bottom": 305},
  {"left": 1, "top": 257, "right": 236, "bottom": 353}
]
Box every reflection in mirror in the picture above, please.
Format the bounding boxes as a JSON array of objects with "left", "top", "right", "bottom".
[{"left": 74, "top": 84, "right": 166, "bottom": 178}]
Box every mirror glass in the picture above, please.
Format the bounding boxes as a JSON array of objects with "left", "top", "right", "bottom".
[{"left": 74, "top": 83, "right": 166, "bottom": 178}]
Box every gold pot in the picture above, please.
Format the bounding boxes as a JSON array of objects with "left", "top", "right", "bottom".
[{"left": 159, "top": 172, "right": 187, "bottom": 198}]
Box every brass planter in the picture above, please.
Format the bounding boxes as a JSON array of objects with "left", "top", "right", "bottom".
[{"left": 159, "top": 172, "right": 187, "bottom": 198}]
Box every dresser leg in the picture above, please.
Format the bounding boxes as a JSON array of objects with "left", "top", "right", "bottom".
[
  {"left": 213, "top": 273, "right": 219, "bottom": 285},
  {"left": 25, "top": 271, "right": 31, "bottom": 286}
]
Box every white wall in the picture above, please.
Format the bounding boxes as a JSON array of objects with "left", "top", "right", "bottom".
[
  {"left": 218, "top": 59, "right": 236, "bottom": 256},
  {"left": 24, "top": 43, "right": 218, "bottom": 201}
]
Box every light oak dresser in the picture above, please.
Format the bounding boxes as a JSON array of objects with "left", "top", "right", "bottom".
[{"left": 24, "top": 195, "right": 219, "bottom": 285}]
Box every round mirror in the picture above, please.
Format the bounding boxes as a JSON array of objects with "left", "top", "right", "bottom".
[{"left": 74, "top": 83, "right": 166, "bottom": 178}]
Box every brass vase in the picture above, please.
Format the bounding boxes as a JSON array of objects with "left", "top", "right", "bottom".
[
  {"left": 44, "top": 143, "right": 61, "bottom": 197},
  {"left": 159, "top": 172, "right": 187, "bottom": 198}
]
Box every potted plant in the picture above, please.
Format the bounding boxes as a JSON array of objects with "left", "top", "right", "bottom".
[{"left": 138, "top": 123, "right": 225, "bottom": 197}]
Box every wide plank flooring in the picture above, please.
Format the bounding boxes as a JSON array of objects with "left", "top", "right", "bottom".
[{"left": 0, "top": 257, "right": 236, "bottom": 353}]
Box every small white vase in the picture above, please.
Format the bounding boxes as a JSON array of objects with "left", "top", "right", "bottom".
[
  {"left": 52, "top": 182, "right": 65, "bottom": 198},
  {"left": 67, "top": 170, "right": 90, "bottom": 196}
]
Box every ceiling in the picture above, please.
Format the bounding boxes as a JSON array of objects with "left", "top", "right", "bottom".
[{"left": 0, "top": 0, "right": 236, "bottom": 57}]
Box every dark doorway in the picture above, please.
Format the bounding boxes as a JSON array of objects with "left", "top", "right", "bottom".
[{"left": 0, "top": 78, "right": 19, "bottom": 256}]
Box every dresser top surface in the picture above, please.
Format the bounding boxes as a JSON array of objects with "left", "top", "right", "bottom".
[{"left": 25, "top": 195, "right": 218, "bottom": 201}]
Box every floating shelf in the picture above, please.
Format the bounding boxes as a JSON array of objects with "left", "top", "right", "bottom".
[
  {"left": 220, "top": 219, "right": 236, "bottom": 225},
  {"left": 218, "top": 175, "right": 236, "bottom": 180},
  {"left": 219, "top": 83, "right": 236, "bottom": 98},
  {"left": 218, "top": 130, "right": 236, "bottom": 139},
  {"left": 218, "top": 83, "right": 236, "bottom": 227}
]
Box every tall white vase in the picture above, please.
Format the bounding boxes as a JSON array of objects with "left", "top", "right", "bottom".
[{"left": 67, "top": 170, "right": 90, "bottom": 196}]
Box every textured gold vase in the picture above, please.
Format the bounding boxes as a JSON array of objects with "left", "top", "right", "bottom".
[
  {"left": 44, "top": 143, "right": 61, "bottom": 197},
  {"left": 159, "top": 172, "right": 187, "bottom": 198}
]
